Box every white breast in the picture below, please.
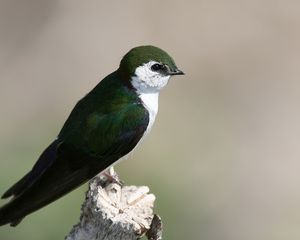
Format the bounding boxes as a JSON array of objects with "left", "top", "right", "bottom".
[{"left": 139, "top": 92, "right": 159, "bottom": 136}]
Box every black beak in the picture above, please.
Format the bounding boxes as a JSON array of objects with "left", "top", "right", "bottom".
[{"left": 169, "top": 68, "right": 184, "bottom": 76}]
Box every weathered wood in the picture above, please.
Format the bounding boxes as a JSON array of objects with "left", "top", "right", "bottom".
[{"left": 65, "top": 171, "right": 162, "bottom": 240}]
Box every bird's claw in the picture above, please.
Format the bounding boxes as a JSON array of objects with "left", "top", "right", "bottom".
[{"left": 101, "top": 167, "right": 124, "bottom": 186}]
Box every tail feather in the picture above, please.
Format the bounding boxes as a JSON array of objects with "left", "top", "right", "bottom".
[
  {"left": 0, "top": 140, "right": 60, "bottom": 226},
  {"left": 1, "top": 173, "right": 30, "bottom": 199},
  {"left": 2, "top": 140, "right": 59, "bottom": 200},
  {"left": 0, "top": 139, "right": 108, "bottom": 227},
  {"left": 0, "top": 201, "right": 23, "bottom": 227}
]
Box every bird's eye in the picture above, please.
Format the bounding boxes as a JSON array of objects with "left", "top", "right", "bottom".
[{"left": 151, "top": 63, "right": 164, "bottom": 71}]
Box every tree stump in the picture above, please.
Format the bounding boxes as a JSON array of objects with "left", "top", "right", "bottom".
[{"left": 65, "top": 171, "right": 162, "bottom": 240}]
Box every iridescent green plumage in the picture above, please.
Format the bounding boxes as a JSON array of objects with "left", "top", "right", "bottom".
[
  {"left": 59, "top": 70, "right": 148, "bottom": 156},
  {"left": 120, "top": 45, "right": 178, "bottom": 78},
  {"left": 0, "top": 45, "right": 182, "bottom": 226}
]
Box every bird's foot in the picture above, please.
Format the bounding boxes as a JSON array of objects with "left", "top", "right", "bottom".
[{"left": 101, "top": 167, "right": 124, "bottom": 186}]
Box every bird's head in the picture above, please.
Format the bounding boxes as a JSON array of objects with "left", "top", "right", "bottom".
[{"left": 119, "top": 45, "right": 184, "bottom": 93}]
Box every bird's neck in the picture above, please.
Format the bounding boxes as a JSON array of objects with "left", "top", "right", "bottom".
[
  {"left": 139, "top": 91, "right": 159, "bottom": 118},
  {"left": 129, "top": 74, "right": 160, "bottom": 119}
]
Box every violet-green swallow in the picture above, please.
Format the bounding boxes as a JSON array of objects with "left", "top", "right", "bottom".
[{"left": 0, "top": 45, "right": 184, "bottom": 226}]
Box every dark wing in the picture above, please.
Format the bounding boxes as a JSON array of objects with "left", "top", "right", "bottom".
[{"left": 0, "top": 103, "right": 149, "bottom": 226}]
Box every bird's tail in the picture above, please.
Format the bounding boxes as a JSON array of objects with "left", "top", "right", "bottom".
[
  {"left": 0, "top": 200, "right": 23, "bottom": 227},
  {"left": 0, "top": 140, "right": 60, "bottom": 227}
]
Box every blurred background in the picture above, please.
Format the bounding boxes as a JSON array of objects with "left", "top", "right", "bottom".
[{"left": 1, "top": 0, "right": 300, "bottom": 239}]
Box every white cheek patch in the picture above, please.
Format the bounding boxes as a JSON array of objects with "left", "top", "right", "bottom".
[{"left": 131, "top": 61, "right": 170, "bottom": 93}]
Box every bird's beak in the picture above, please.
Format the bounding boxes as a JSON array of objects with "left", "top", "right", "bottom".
[{"left": 169, "top": 68, "right": 185, "bottom": 76}]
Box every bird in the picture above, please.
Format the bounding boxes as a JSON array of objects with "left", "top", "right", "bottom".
[{"left": 0, "top": 45, "right": 184, "bottom": 226}]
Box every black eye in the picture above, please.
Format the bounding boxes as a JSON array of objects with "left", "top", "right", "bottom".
[{"left": 151, "top": 63, "right": 164, "bottom": 71}]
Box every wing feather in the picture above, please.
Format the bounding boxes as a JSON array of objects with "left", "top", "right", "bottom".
[{"left": 0, "top": 101, "right": 149, "bottom": 226}]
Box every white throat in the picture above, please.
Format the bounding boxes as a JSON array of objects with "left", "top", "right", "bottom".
[
  {"left": 140, "top": 91, "right": 159, "bottom": 126},
  {"left": 130, "top": 61, "right": 170, "bottom": 136},
  {"left": 138, "top": 91, "right": 159, "bottom": 137},
  {"left": 130, "top": 61, "right": 170, "bottom": 135}
]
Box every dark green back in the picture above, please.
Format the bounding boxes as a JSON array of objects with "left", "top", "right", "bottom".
[{"left": 58, "top": 70, "right": 149, "bottom": 157}]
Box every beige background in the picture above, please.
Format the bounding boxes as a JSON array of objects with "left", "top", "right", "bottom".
[{"left": 1, "top": 0, "right": 300, "bottom": 239}]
